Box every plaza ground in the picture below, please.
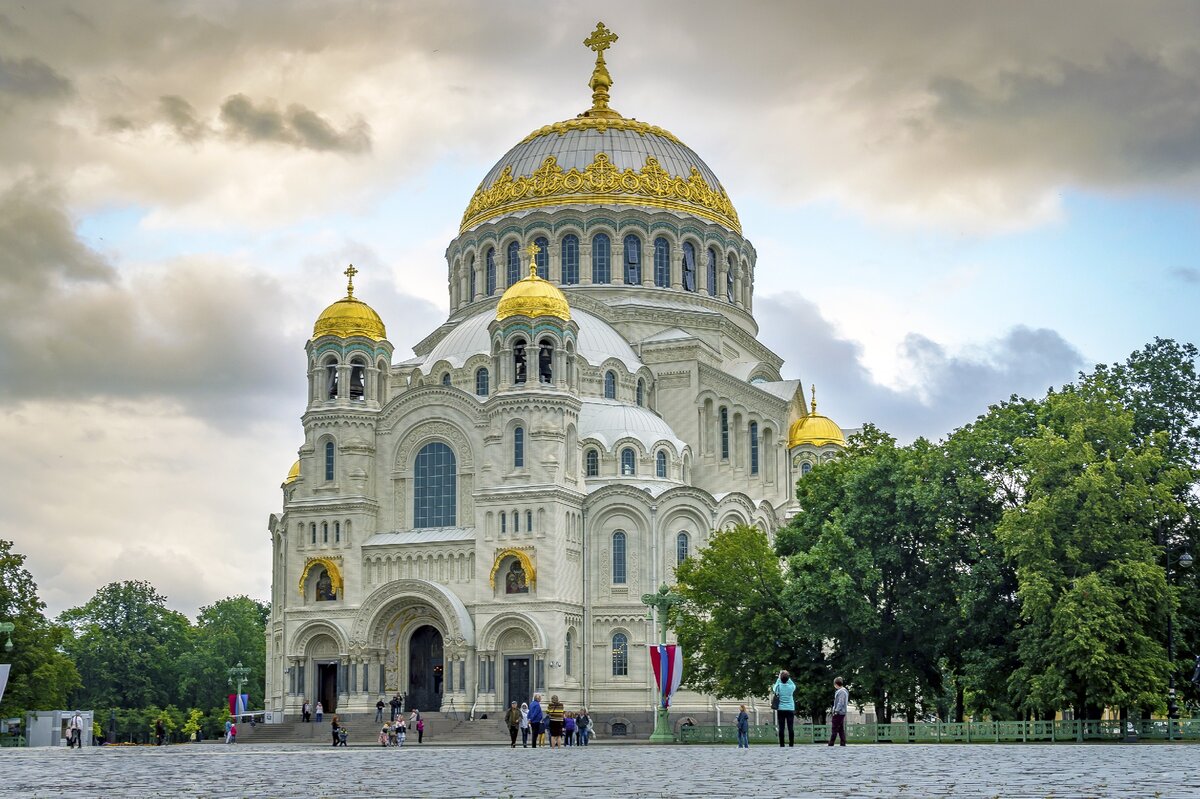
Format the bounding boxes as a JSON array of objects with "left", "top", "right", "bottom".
[{"left": 3, "top": 742, "right": 1198, "bottom": 798}]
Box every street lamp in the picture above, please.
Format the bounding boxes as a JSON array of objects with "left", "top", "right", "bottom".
[
  {"left": 227, "top": 661, "right": 251, "bottom": 719},
  {"left": 0, "top": 621, "right": 14, "bottom": 653},
  {"left": 1165, "top": 539, "right": 1192, "bottom": 741},
  {"left": 641, "top": 583, "right": 681, "bottom": 744}
]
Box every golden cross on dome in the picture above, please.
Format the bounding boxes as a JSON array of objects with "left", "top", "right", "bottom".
[
  {"left": 582, "top": 22, "right": 620, "bottom": 119},
  {"left": 526, "top": 242, "right": 541, "bottom": 278},
  {"left": 811, "top": 384, "right": 818, "bottom": 414},
  {"left": 344, "top": 264, "right": 358, "bottom": 298},
  {"left": 584, "top": 21, "right": 618, "bottom": 55}
]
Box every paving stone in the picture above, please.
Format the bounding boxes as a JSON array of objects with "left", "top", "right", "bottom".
[{"left": 2, "top": 742, "right": 1198, "bottom": 798}]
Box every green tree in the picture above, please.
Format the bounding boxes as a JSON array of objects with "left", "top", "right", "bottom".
[
  {"left": 59, "top": 580, "right": 193, "bottom": 709},
  {"left": 0, "top": 539, "right": 81, "bottom": 716},
  {"left": 669, "top": 524, "right": 828, "bottom": 717},
  {"left": 176, "top": 596, "right": 269, "bottom": 711},
  {"left": 778, "top": 426, "right": 957, "bottom": 723},
  {"left": 997, "top": 383, "right": 1183, "bottom": 717}
]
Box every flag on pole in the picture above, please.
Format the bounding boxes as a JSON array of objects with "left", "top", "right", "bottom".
[
  {"left": 649, "top": 644, "right": 683, "bottom": 708},
  {"left": 228, "top": 694, "right": 249, "bottom": 716}
]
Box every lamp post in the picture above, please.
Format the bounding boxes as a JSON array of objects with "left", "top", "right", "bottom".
[
  {"left": 641, "top": 583, "right": 680, "bottom": 743},
  {"left": 0, "top": 621, "right": 13, "bottom": 653},
  {"left": 1164, "top": 536, "right": 1192, "bottom": 741},
  {"left": 227, "top": 662, "right": 251, "bottom": 720}
]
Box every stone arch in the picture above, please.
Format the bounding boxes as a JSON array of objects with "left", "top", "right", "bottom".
[
  {"left": 352, "top": 579, "right": 476, "bottom": 649},
  {"left": 289, "top": 619, "right": 349, "bottom": 657},
  {"left": 478, "top": 612, "right": 548, "bottom": 652}
]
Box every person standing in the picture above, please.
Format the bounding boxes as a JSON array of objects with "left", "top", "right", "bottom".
[
  {"left": 390, "top": 694, "right": 402, "bottom": 721},
  {"left": 576, "top": 708, "right": 590, "bottom": 746},
  {"left": 519, "top": 702, "right": 531, "bottom": 747},
  {"left": 302, "top": 699, "right": 311, "bottom": 723},
  {"left": 376, "top": 697, "right": 386, "bottom": 723},
  {"left": 546, "top": 694, "right": 565, "bottom": 749},
  {"left": 69, "top": 712, "right": 84, "bottom": 748},
  {"left": 155, "top": 719, "right": 165, "bottom": 746},
  {"left": 772, "top": 669, "right": 797, "bottom": 747},
  {"left": 506, "top": 701, "right": 522, "bottom": 747},
  {"left": 828, "top": 676, "right": 849, "bottom": 747},
  {"left": 563, "top": 711, "right": 576, "bottom": 747},
  {"left": 228, "top": 721, "right": 237, "bottom": 744},
  {"left": 224, "top": 718, "right": 233, "bottom": 744},
  {"left": 527, "top": 694, "right": 544, "bottom": 748},
  {"left": 736, "top": 704, "right": 750, "bottom": 749},
  {"left": 410, "top": 708, "right": 423, "bottom": 743},
  {"left": 315, "top": 702, "right": 324, "bottom": 723},
  {"left": 330, "top": 715, "right": 340, "bottom": 747}
]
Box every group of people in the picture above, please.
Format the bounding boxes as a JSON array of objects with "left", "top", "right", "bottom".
[
  {"left": 223, "top": 718, "right": 238, "bottom": 744},
  {"left": 765, "top": 671, "right": 850, "bottom": 748},
  {"left": 375, "top": 693, "right": 407, "bottom": 723},
  {"left": 300, "top": 699, "right": 323, "bottom": 723},
  {"left": 505, "top": 695, "right": 593, "bottom": 748},
  {"left": 378, "top": 716, "right": 409, "bottom": 746}
]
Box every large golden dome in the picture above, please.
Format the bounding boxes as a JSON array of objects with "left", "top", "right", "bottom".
[
  {"left": 312, "top": 265, "right": 387, "bottom": 341},
  {"left": 788, "top": 387, "right": 846, "bottom": 449},
  {"left": 460, "top": 22, "right": 739, "bottom": 235},
  {"left": 496, "top": 245, "right": 571, "bottom": 322}
]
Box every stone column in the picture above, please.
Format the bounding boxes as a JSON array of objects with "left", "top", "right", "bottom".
[{"left": 580, "top": 241, "right": 593, "bottom": 285}]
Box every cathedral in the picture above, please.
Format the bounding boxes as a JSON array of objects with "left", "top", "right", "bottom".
[{"left": 265, "top": 23, "right": 848, "bottom": 735}]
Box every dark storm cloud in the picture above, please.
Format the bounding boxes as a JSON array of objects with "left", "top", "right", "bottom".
[
  {"left": 0, "top": 55, "right": 71, "bottom": 100},
  {"left": 158, "top": 94, "right": 208, "bottom": 143},
  {"left": 219, "top": 93, "right": 371, "bottom": 153},
  {"left": 756, "top": 292, "right": 1085, "bottom": 442}
]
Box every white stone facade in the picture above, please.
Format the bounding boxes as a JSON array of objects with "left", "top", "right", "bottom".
[{"left": 265, "top": 102, "right": 845, "bottom": 735}]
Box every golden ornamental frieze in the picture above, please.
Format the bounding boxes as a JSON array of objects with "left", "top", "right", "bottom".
[
  {"left": 518, "top": 117, "right": 684, "bottom": 146},
  {"left": 460, "top": 153, "right": 741, "bottom": 235}
]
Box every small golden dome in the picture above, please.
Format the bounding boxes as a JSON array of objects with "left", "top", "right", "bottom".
[
  {"left": 285, "top": 460, "right": 300, "bottom": 484},
  {"left": 312, "top": 265, "right": 387, "bottom": 341},
  {"left": 788, "top": 385, "right": 845, "bottom": 449},
  {"left": 496, "top": 244, "right": 571, "bottom": 322}
]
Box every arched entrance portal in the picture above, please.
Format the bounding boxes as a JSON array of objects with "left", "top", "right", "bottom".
[{"left": 408, "top": 625, "right": 443, "bottom": 713}]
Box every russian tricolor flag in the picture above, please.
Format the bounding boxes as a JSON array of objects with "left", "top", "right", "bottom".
[{"left": 650, "top": 644, "right": 683, "bottom": 708}]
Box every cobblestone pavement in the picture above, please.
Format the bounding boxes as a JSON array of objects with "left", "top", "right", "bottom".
[{"left": 3, "top": 742, "right": 1198, "bottom": 799}]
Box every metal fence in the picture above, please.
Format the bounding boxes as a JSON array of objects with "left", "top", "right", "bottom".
[{"left": 680, "top": 719, "right": 1200, "bottom": 744}]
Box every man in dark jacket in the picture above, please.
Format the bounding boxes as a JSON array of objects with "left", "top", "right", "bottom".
[
  {"left": 376, "top": 698, "right": 386, "bottom": 723},
  {"left": 389, "top": 694, "right": 402, "bottom": 721},
  {"left": 505, "top": 701, "right": 522, "bottom": 747}
]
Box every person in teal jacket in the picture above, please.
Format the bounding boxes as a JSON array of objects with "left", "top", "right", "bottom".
[{"left": 771, "top": 669, "right": 797, "bottom": 746}]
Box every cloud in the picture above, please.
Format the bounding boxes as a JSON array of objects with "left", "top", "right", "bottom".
[
  {"left": 219, "top": 93, "right": 370, "bottom": 153},
  {"left": 0, "top": 55, "right": 71, "bottom": 100},
  {"left": 756, "top": 291, "right": 1085, "bottom": 441},
  {"left": 158, "top": 95, "right": 208, "bottom": 143},
  {"left": 1170, "top": 267, "right": 1200, "bottom": 284}
]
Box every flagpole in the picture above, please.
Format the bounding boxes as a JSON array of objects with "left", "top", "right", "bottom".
[{"left": 641, "top": 583, "right": 680, "bottom": 743}]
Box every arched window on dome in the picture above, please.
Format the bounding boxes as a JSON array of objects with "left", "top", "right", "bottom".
[
  {"left": 324, "top": 440, "right": 335, "bottom": 482},
  {"left": 534, "top": 236, "right": 549, "bottom": 278},
  {"left": 611, "top": 631, "right": 628, "bottom": 675},
  {"left": 513, "top": 338, "right": 527, "bottom": 385},
  {"left": 719, "top": 406, "right": 729, "bottom": 460},
  {"left": 322, "top": 521, "right": 328, "bottom": 543},
  {"left": 592, "top": 233, "right": 611, "bottom": 284},
  {"left": 526, "top": 509, "right": 532, "bottom": 531},
  {"left": 636, "top": 378, "right": 644, "bottom": 407},
  {"left": 726, "top": 254, "right": 736, "bottom": 303},
  {"left": 513, "top": 426, "right": 525, "bottom": 468},
  {"left": 585, "top": 448, "right": 599, "bottom": 477},
  {"left": 334, "top": 520, "right": 341, "bottom": 543},
  {"left": 656, "top": 449, "right": 667, "bottom": 478},
  {"left": 653, "top": 237, "right": 670, "bottom": 287},
  {"left": 468, "top": 254, "right": 477, "bottom": 299},
  {"left": 620, "top": 447, "right": 636, "bottom": 476},
  {"left": 604, "top": 370, "right": 616, "bottom": 399},
  {"left": 507, "top": 241, "right": 521, "bottom": 287},
  {"left": 413, "top": 441, "right": 456, "bottom": 528},
  {"left": 707, "top": 248, "right": 718, "bottom": 297},
  {"left": 749, "top": 421, "right": 759, "bottom": 475},
  {"left": 324, "top": 356, "right": 339, "bottom": 399},
  {"left": 561, "top": 234, "right": 579, "bottom": 285},
  {"left": 500, "top": 511, "right": 507, "bottom": 534},
  {"left": 350, "top": 357, "right": 367, "bottom": 400},
  {"left": 682, "top": 242, "right": 697, "bottom": 292},
  {"left": 612, "top": 532, "right": 627, "bottom": 585},
  {"left": 310, "top": 522, "right": 316, "bottom": 545},
  {"left": 676, "top": 532, "right": 690, "bottom": 564},
  {"left": 486, "top": 248, "right": 497, "bottom": 295},
  {"left": 441, "top": 373, "right": 451, "bottom": 387},
  {"left": 623, "top": 235, "right": 641, "bottom": 285},
  {"left": 538, "top": 338, "right": 553, "bottom": 384},
  {"left": 475, "top": 367, "right": 489, "bottom": 397},
  {"left": 565, "top": 629, "right": 574, "bottom": 676},
  {"left": 801, "top": 461, "right": 812, "bottom": 477}
]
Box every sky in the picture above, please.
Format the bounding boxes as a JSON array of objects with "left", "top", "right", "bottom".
[{"left": 1, "top": 0, "right": 1198, "bottom": 618}]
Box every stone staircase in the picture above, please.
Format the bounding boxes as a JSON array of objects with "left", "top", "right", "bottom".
[{"left": 231, "top": 712, "right": 512, "bottom": 746}]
